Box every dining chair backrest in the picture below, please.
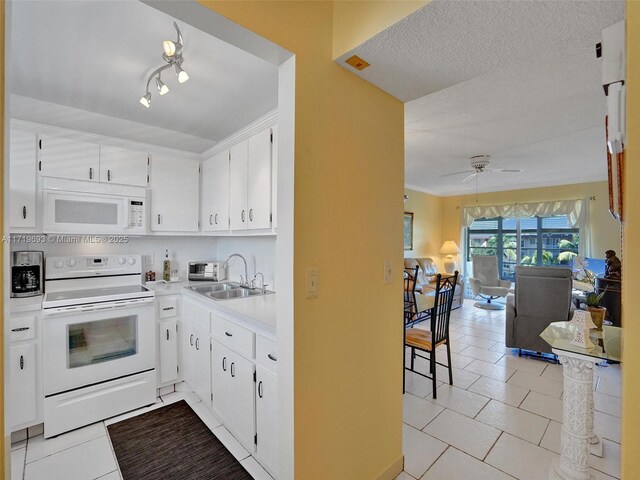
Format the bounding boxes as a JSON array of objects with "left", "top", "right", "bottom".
[
  {"left": 430, "top": 272, "right": 459, "bottom": 346},
  {"left": 404, "top": 266, "right": 419, "bottom": 325}
]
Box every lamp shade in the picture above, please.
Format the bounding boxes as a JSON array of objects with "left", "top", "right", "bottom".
[{"left": 440, "top": 240, "right": 461, "bottom": 255}]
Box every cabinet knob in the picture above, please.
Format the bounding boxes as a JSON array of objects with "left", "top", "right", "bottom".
[
  {"left": 222, "top": 357, "right": 227, "bottom": 372},
  {"left": 20, "top": 355, "right": 24, "bottom": 370},
  {"left": 22, "top": 205, "right": 27, "bottom": 219},
  {"left": 190, "top": 334, "right": 194, "bottom": 346},
  {"left": 230, "top": 362, "right": 236, "bottom": 377},
  {"left": 241, "top": 210, "right": 245, "bottom": 222},
  {"left": 157, "top": 214, "right": 161, "bottom": 225},
  {"left": 267, "top": 353, "right": 278, "bottom": 362},
  {"left": 249, "top": 209, "right": 253, "bottom": 222},
  {"left": 258, "top": 381, "right": 263, "bottom": 398},
  {"left": 195, "top": 337, "right": 200, "bottom": 350},
  {"left": 166, "top": 329, "right": 170, "bottom": 341},
  {"left": 214, "top": 214, "right": 218, "bottom": 225},
  {"left": 89, "top": 167, "right": 93, "bottom": 179},
  {"left": 209, "top": 214, "right": 213, "bottom": 226},
  {"left": 107, "top": 169, "right": 111, "bottom": 181},
  {"left": 225, "top": 331, "right": 233, "bottom": 337}
]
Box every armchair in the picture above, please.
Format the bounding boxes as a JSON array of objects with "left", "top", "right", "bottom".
[
  {"left": 404, "top": 257, "right": 464, "bottom": 310},
  {"left": 505, "top": 266, "right": 574, "bottom": 354},
  {"left": 469, "top": 256, "right": 511, "bottom": 310}
]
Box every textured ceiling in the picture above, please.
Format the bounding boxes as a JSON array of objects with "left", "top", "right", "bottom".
[
  {"left": 10, "top": 0, "right": 278, "bottom": 153},
  {"left": 337, "top": 0, "right": 625, "bottom": 195}
]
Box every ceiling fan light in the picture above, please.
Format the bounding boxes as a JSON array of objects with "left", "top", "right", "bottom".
[
  {"left": 176, "top": 65, "right": 189, "bottom": 84},
  {"left": 156, "top": 76, "right": 169, "bottom": 95},
  {"left": 139, "top": 93, "right": 151, "bottom": 108},
  {"left": 163, "top": 40, "right": 182, "bottom": 57}
]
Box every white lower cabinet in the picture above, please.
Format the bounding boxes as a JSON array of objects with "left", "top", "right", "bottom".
[
  {"left": 158, "top": 319, "right": 178, "bottom": 385},
  {"left": 194, "top": 325, "right": 213, "bottom": 408},
  {"left": 9, "top": 342, "right": 37, "bottom": 428},
  {"left": 255, "top": 365, "right": 278, "bottom": 477},
  {"left": 212, "top": 340, "right": 255, "bottom": 451}
]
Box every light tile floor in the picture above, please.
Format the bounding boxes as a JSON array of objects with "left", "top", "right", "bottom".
[
  {"left": 398, "top": 303, "right": 621, "bottom": 480},
  {"left": 11, "top": 391, "right": 273, "bottom": 480}
]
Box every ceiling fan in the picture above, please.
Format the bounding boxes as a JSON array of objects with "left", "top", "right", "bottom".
[{"left": 441, "top": 155, "right": 523, "bottom": 183}]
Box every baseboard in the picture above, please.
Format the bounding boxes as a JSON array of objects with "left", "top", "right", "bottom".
[{"left": 376, "top": 455, "right": 404, "bottom": 480}]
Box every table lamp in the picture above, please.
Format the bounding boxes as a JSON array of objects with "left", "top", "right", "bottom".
[{"left": 440, "top": 240, "right": 461, "bottom": 274}]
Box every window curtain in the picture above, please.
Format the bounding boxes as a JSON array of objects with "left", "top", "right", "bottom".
[{"left": 459, "top": 198, "right": 590, "bottom": 281}]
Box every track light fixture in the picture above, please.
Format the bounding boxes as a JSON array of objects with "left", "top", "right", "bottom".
[{"left": 139, "top": 22, "right": 189, "bottom": 108}]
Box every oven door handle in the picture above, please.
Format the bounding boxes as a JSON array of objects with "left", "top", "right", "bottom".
[{"left": 43, "top": 298, "right": 153, "bottom": 317}]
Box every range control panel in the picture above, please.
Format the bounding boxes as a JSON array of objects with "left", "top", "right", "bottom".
[{"left": 46, "top": 255, "right": 141, "bottom": 280}]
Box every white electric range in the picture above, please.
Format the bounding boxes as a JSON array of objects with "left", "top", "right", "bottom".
[{"left": 42, "top": 255, "right": 156, "bottom": 437}]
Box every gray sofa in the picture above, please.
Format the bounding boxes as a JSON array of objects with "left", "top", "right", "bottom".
[{"left": 505, "top": 266, "right": 574, "bottom": 354}]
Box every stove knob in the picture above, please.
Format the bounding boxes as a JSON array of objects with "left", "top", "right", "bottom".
[
  {"left": 118, "top": 257, "right": 127, "bottom": 265},
  {"left": 55, "top": 260, "right": 64, "bottom": 269},
  {"left": 128, "top": 257, "right": 136, "bottom": 265},
  {"left": 67, "top": 258, "right": 76, "bottom": 267}
]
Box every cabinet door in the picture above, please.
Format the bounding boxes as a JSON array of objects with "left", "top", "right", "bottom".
[
  {"left": 201, "top": 150, "right": 230, "bottom": 232},
  {"left": 100, "top": 145, "right": 148, "bottom": 187},
  {"left": 9, "top": 343, "right": 37, "bottom": 428},
  {"left": 149, "top": 153, "right": 200, "bottom": 232},
  {"left": 212, "top": 340, "right": 233, "bottom": 421},
  {"left": 247, "top": 128, "right": 272, "bottom": 230},
  {"left": 271, "top": 125, "right": 278, "bottom": 230},
  {"left": 227, "top": 351, "right": 256, "bottom": 450},
  {"left": 9, "top": 129, "right": 37, "bottom": 228},
  {"left": 39, "top": 135, "right": 99, "bottom": 182},
  {"left": 159, "top": 319, "right": 178, "bottom": 385},
  {"left": 194, "top": 327, "right": 212, "bottom": 408},
  {"left": 256, "top": 366, "right": 278, "bottom": 477},
  {"left": 181, "top": 322, "right": 196, "bottom": 390},
  {"left": 229, "top": 140, "right": 248, "bottom": 230}
]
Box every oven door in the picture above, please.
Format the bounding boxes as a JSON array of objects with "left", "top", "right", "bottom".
[{"left": 43, "top": 298, "right": 155, "bottom": 396}]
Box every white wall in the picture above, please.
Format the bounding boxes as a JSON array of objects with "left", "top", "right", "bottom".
[{"left": 216, "top": 236, "right": 277, "bottom": 288}]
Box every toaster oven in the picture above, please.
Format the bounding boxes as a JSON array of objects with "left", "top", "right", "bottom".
[{"left": 188, "top": 261, "right": 227, "bottom": 282}]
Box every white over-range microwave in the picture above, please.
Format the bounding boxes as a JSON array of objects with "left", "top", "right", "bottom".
[{"left": 43, "top": 178, "right": 147, "bottom": 234}]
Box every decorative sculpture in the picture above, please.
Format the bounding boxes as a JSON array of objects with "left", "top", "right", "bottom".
[
  {"left": 570, "top": 310, "right": 597, "bottom": 348},
  {"left": 604, "top": 250, "right": 622, "bottom": 279}
]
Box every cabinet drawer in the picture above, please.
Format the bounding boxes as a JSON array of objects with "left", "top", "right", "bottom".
[
  {"left": 212, "top": 317, "right": 254, "bottom": 359},
  {"left": 158, "top": 297, "right": 179, "bottom": 319},
  {"left": 255, "top": 335, "right": 277, "bottom": 374},
  {"left": 10, "top": 314, "right": 36, "bottom": 342}
]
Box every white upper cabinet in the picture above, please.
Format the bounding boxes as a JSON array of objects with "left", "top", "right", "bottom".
[
  {"left": 229, "top": 141, "right": 249, "bottom": 230},
  {"left": 99, "top": 145, "right": 148, "bottom": 187},
  {"left": 247, "top": 128, "right": 273, "bottom": 230},
  {"left": 9, "top": 129, "right": 37, "bottom": 229},
  {"left": 149, "top": 153, "right": 200, "bottom": 232},
  {"left": 201, "top": 150, "right": 230, "bottom": 232},
  {"left": 229, "top": 127, "right": 273, "bottom": 231},
  {"left": 38, "top": 135, "right": 100, "bottom": 182}
]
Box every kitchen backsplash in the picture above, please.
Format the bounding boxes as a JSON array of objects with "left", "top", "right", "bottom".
[{"left": 10, "top": 235, "right": 277, "bottom": 289}]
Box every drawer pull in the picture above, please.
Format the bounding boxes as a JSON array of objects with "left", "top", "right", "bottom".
[
  {"left": 225, "top": 331, "right": 233, "bottom": 337},
  {"left": 267, "top": 353, "right": 278, "bottom": 362},
  {"left": 258, "top": 381, "right": 263, "bottom": 398},
  {"left": 209, "top": 214, "right": 213, "bottom": 225},
  {"left": 222, "top": 357, "right": 227, "bottom": 372},
  {"left": 195, "top": 338, "right": 200, "bottom": 350},
  {"left": 162, "top": 306, "right": 175, "bottom": 311},
  {"left": 11, "top": 327, "right": 30, "bottom": 332},
  {"left": 166, "top": 329, "right": 170, "bottom": 340},
  {"left": 230, "top": 362, "right": 236, "bottom": 377},
  {"left": 20, "top": 355, "right": 24, "bottom": 370},
  {"left": 23, "top": 205, "right": 27, "bottom": 219},
  {"left": 190, "top": 334, "right": 194, "bottom": 346}
]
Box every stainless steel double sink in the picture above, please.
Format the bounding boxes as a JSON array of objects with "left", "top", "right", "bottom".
[{"left": 186, "top": 282, "right": 273, "bottom": 300}]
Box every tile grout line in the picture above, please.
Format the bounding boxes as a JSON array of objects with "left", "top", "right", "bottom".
[{"left": 24, "top": 430, "right": 108, "bottom": 466}]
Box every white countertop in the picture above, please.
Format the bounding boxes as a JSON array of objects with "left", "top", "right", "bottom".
[
  {"left": 9, "top": 295, "right": 43, "bottom": 313},
  {"left": 144, "top": 280, "right": 189, "bottom": 296}
]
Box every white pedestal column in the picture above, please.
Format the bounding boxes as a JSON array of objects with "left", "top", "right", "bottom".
[{"left": 549, "top": 354, "right": 598, "bottom": 480}]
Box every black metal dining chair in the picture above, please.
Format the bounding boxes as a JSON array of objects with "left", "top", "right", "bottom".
[{"left": 404, "top": 271, "right": 458, "bottom": 399}]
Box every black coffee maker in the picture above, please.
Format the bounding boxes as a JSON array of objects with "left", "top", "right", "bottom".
[{"left": 11, "top": 251, "right": 44, "bottom": 297}]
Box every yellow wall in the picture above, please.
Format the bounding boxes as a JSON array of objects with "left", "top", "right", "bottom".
[
  {"left": 440, "top": 182, "right": 622, "bottom": 258},
  {"left": 200, "top": 2, "right": 406, "bottom": 479},
  {"left": 332, "top": 0, "right": 429, "bottom": 57},
  {"left": 622, "top": 1, "right": 639, "bottom": 476},
  {"left": 1, "top": 2, "right": 5, "bottom": 476},
  {"left": 404, "top": 188, "right": 443, "bottom": 269}
]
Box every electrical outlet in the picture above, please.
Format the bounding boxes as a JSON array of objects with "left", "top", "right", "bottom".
[
  {"left": 384, "top": 260, "right": 392, "bottom": 284},
  {"left": 144, "top": 254, "right": 154, "bottom": 267},
  {"left": 306, "top": 268, "right": 319, "bottom": 299}
]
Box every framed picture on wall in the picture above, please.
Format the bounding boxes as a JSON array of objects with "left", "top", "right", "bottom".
[{"left": 404, "top": 212, "right": 414, "bottom": 250}]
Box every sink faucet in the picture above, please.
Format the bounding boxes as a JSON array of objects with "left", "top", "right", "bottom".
[
  {"left": 252, "top": 272, "right": 268, "bottom": 294},
  {"left": 225, "top": 254, "right": 250, "bottom": 288}
]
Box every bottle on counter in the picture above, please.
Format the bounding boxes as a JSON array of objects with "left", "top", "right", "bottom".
[{"left": 163, "top": 250, "right": 171, "bottom": 282}]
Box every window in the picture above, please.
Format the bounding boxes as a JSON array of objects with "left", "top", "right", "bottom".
[{"left": 467, "top": 215, "right": 579, "bottom": 280}]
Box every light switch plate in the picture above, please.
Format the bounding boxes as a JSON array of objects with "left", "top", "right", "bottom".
[
  {"left": 384, "top": 260, "right": 392, "bottom": 284},
  {"left": 306, "top": 268, "right": 319, "bottom": 299}
]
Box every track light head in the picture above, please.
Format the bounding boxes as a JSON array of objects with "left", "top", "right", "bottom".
[
  {"left": 162, "top": 40, "right": 183, "bottom": 57},
  {"left": 156, "top": 76, "right": 169, "bottom": 95},
  {"left": 175, "top": 64, "right": 189, "bottom": 84},
  {"left": 139, "top": 92, "right": 151, "bottom": 108}
]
